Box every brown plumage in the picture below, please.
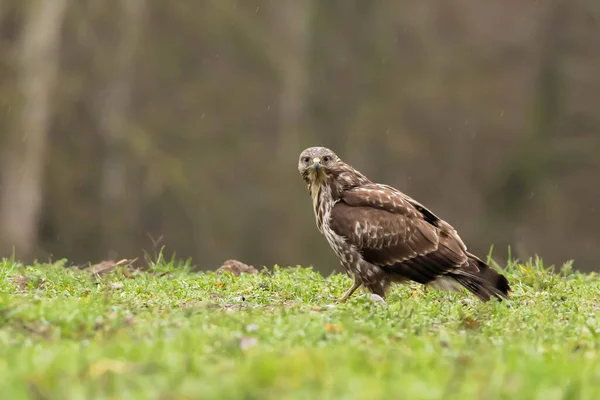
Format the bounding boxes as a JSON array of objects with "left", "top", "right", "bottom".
[{"left": 297, "top": 146, "right": 510, "bottom": 302}]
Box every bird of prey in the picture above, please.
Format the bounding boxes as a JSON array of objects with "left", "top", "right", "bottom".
[{"left": 297, "top": 146, "right": 510, "bottom": 303}]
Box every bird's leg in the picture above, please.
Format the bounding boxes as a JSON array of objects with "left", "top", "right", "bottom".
[
  {"left": 412, "top": 284, "right": 420, "bottom": 298},
  {"left": 412, "top": 284, "right": 428, "bottom": 298},
  {"left": 339, "top": 278, "right": 362, "bottom": 303}
]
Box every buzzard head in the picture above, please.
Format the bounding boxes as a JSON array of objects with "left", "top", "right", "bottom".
[
  {"left": 298, "top": 146, "right": 371, "bottom": 199},
  {"left": 298, "top": 146, "right": 341, "bottom": 186}
]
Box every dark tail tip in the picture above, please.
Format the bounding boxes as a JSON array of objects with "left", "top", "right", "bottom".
[
  {"left": 452, "top": 255, "right": 511, "bottom": 302},
  {"left": 494, "top": 273, "right": 511, "bottom": 297}
]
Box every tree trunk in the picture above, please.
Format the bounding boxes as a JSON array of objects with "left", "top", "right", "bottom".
[
  {"left": 483, "top": 0, "right": 568, "bottom": 262},
  {"left": 97, "top": 0, "right": 146, "bottom": 259},
  {"left": 273, "top": 0, "right": 312, "bottom": 161},
  {"left": 0, "top": 0, "right": 69, "bottom": 260},
  {"left": 261, "top": 0, "right": 313, "bottom": 264}
]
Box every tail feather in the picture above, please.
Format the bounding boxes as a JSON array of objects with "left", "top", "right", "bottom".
[{"left": 450, "top": 253, "right": 511, "bottom": 302}]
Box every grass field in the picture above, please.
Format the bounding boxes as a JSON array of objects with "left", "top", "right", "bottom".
[{"left": 0, "top": 253, "right": 599, "bottom": 400}]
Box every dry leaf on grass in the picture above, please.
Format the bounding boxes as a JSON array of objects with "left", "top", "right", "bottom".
[
  {"left": 86, "top": 258, "right": 137, "bottom": 276},
  {"left": 11, "top": 275, "right": 28, "bottom": 291},
  {"left": 88, "top": 359, "right": 130, "bottom": 378},
  {"left": 216, "top": 259, "right": 258, "bottom": 276},
  {"left": 239, "top": 337, "right": 258, "bottom": 351},
  {"left": 325, "top": 323, "right": 342, "bottom": 333},
  {"left": 462, "top": 317, "right": 481, "bottom": 329}
]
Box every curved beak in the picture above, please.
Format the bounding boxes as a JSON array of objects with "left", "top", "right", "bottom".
[{"left": 312, "top": 157, "right": 320, "bottom": 170}]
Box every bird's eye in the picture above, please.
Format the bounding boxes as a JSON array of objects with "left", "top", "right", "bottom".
[
  {"left": 302, "top": 157, "right": 310, "bottom": 164},
  {"left": 323, "top": 155, "right": 331, "bottom": 162}
]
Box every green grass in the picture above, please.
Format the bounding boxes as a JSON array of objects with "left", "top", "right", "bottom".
[{"left": 0, "top": 255, "right": 599, "bottom": 400}]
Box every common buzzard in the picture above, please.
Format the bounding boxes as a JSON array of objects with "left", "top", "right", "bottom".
[{"left": 298, "top": 146, "right": 510, "bottom": 302}]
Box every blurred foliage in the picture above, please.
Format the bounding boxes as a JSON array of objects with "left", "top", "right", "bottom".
[{"left": 0, "top": 0, "right": 599, "bottom": 271}]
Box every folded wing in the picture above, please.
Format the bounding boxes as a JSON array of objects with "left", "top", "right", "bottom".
[{"left": 329, "top": 184, "right": 470, "bottom": 284}]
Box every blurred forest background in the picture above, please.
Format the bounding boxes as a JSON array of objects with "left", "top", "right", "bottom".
[{"left": 0, "top": 0, "right": 599, "bottom": 273}]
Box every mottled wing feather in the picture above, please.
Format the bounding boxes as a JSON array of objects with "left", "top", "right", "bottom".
[
  {"left": 329, "top": 184, "right": 469, "bottom": 284},
  {"left": 330, "top": 202, "right": 438, "bottom": 258},
  {"left": 344, "top": 184, "right": 466, "bottom": 247},
  {"left": 341, "top": 184, "right": 420, "bottom": 217}
]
